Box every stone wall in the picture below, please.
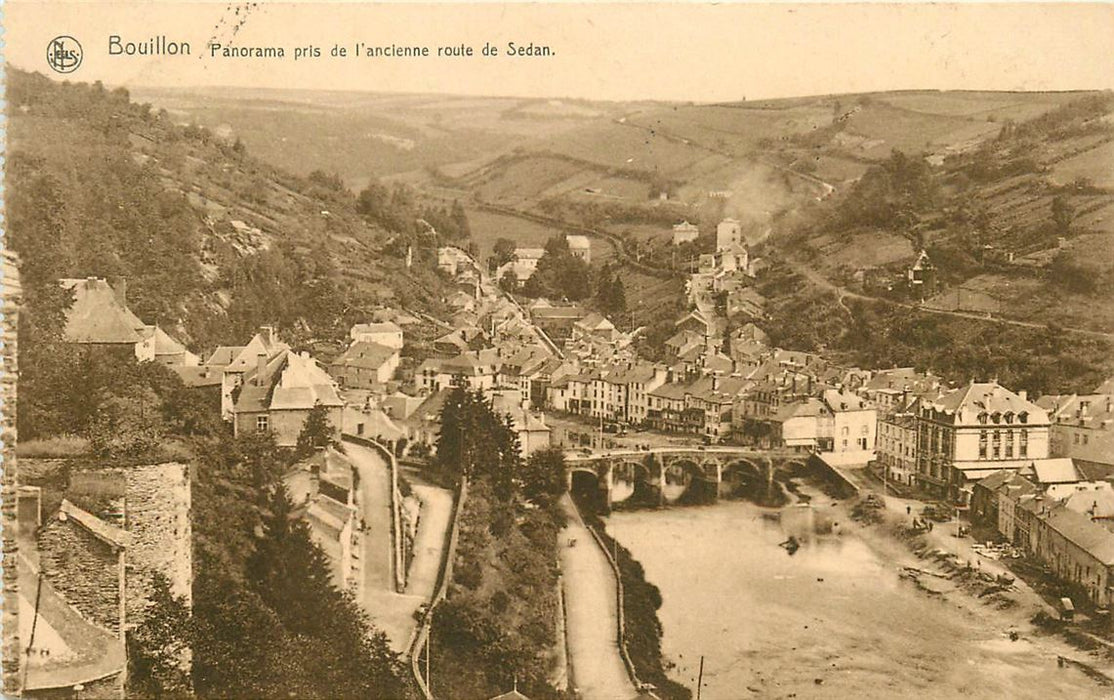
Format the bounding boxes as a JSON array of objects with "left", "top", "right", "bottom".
[
  {"left": 122, "top": 463, "right": 192, "bottom": 622},
  {"left": 38, "top": 520, "right": 122, "bottom": 633}
]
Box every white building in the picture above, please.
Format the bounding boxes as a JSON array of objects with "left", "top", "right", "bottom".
[
  {"left": 716, "top": 218, "right": 743, "bottom": 252},
  {"left": 672, "top": 221, "right": 699, "bottom": 246},
  {"left": 566, "top": 235, "right": 591, "bottom": 263},
  {"left": 349, "top": 321, "right": 404, "bottom": 351}
]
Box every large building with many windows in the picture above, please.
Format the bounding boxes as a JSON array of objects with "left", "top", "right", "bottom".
[{"left": 914, "top": 381, "right": 1050, "bottom": 501}]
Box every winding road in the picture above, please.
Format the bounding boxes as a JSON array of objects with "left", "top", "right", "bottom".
[{"left": 343, "top": 440, "right": 453, "bottom": 653}]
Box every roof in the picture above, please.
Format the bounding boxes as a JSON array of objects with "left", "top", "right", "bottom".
[
  {"left": 575, "top": 312, "right": 615, "bottom": 332},
  {"left": 666, "top": 329, "right": 703, "bottom": 349},
  {"left": 974, "top": 469, "right": 1019, "bottom": 493},
  {"left": 1063, "top": 487, "right": 1114, "bottom": 520},
  {"left": 531, "top": 305, "right": 588, "bottom": 321},
  {"left": 235, "top": 350, "right": 344, "bottom": 413},
  {"left": 1028, "top": 458, "right": 1080, "bottom": 485},
  {"left": 206, "top": 345, "right": 245, "bottom": 367},
  {"left": 59, "top": 499, "right": 130, "bottom": 549},
  {"left": 141, "top": 325, "right": 189, "bottom": 356},
  {"left": 822, "top": 388, "right": 871, "bottom": 413},
  {"left": 1096, "top": 378, "right": 1114, "bottom": 394},
  {"left": 331, "top": 341, "right": 398, "bottom": 371},
  {"left": 351, "top": 321, "right": 403, "bottom": 336},
  {"left": 650, "top": 380, "right": 693, "bottom": 401},
  {"left": 924, "top": 381, "right": 1047, "bottom": 426},
  {"left": 515, "top": 247, "right": 546, "bottom": 259},
  {"left": 774, "top": 398, "right": 828, "bottom": 423},
  {"left": 1039, "top": 504, "right": 1114, "bottom": 566},
  {"left": 566, "top": 234, "right": 590, "bottom": 248},
  {"left": 307, "top": 494, "right": 355, "bottom": 540},
  {"left": 171, "top": 364, "right": 223, "bottom": 388},
  {"left": 226, "top": 329, "right": 290, "bottom": 373},
  {"left": 488, "top": 691, "right": 531, "bottom": 700},
  {"left": 1039, "top": 394, "right": 1114, "bottom": 427},
  {"left": 60, "top": 277, "right": 145, "bottom": 344}
]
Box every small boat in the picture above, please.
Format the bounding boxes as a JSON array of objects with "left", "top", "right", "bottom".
[{"left": 779, "top": 535, "right": 800, "bottom": 555}]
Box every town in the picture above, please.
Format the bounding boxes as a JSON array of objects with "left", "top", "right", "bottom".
[
  {"left": 4, "top": 60, "right": 1114, "bottom": 700},
  {"left": 8, "top": 217, "right": 1114, "bottom": 698}
]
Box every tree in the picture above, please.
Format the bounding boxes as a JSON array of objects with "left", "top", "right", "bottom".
[
  {"left": 1051, "top": 195, "right": 1074, "bottom": 235},
  {"left": 295, "top": 401, "right": 337, "bottom": 458},
  {"left": 489, "top": 237, "right": 517, "bottom": 272},
  {"left": 436, "top": 388, "right": 521, "bottom": 499},
  {"left": 127, "top": 573, "right": 192, "bottom": 698},
  {"left": 498, "top": 268, "right": 519, "bottom": 293},
  {"left": 519, "top": 447, "right": 568, "bottom": 506},
  {"left": 87, "top": 387, "right": 166, "bottom": 458}
]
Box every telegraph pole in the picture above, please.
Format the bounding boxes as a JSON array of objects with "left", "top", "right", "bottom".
[{"left": 696, "top": 655, "right": 705, "bottom": 700}]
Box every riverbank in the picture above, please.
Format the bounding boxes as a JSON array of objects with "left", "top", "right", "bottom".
[
  {"left": 837, "top": 490, "right": 1114, "bottom": 690},
  {"left": 573, "top": 493, "right": 691, "bottom": 700},
  {"left": 608, "top": 492, "right": 1113, "bottom": 699}
]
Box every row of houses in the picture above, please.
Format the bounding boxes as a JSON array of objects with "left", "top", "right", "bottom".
[
  {"left": 871, "top": 368, "right": 1114, "bottom": 503},
  {"left": 972, "top": 464, "right": 1114, "bottom": 608}
]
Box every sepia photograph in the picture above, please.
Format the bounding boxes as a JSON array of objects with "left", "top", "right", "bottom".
[{"left": 2, "top": 2, "right": 1114, "bottom": 698}]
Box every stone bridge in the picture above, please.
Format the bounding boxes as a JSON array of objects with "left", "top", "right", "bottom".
[{"left": 565, "top": 447, "right": 816, "bottom": 509}]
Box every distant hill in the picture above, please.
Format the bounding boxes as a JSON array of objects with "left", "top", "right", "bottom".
[
  {"left": 7, "top": 68, "right": 457, "bottom": 353},
  {"left": 125, "top": 82, "right": 1114, "bottom": 391}
]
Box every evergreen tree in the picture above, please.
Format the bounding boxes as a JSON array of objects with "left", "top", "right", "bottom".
[
  {"left": 127, "top": 573, "right": 192, "bottom": 698},
  {"left": 295, "top": 401, "right": 337, "bottom": 458}
]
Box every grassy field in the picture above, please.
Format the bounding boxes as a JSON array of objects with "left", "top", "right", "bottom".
[
  {"left": 1051, "top": 139, "right": 1114, "bottom": 188},
  {"left": 466, "top": 206, "right": 616, "bottom": 265},
  {"left": 876, "top": 91, "right": 1078, "bottom": 120}
]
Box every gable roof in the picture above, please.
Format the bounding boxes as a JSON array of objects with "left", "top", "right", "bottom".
[
  {"left": 1027, "top": 458, "right": 1080, "bottom": 485},
  {"left": 227, "top": 329, "right": 290, "bottom": 373},
  {"left": 61, "top": 277, "right": 145, "bottom": 344},
  {"left": 351, "top": 321, "right": 403, "bottom": 337},
  {"left": 141, "top": 325, "right": 190, "bottom": 356},
  {"left": 206, "top": 345, "right": 245, "bottom": 368},
  {"left": 171, "top": 364, "right": 223, "bottom": 388},
  {"left": 331, "top": 341, "right": 398, "bottom": 371},
  {"left": 1039, "top": 504, "right": 1114, "bottom": 565},
  {"left": 235, "top": 350, "right": 343, "bottom": 413}
]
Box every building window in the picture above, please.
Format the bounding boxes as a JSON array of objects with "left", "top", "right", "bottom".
[
  {"left": 1020, "top": 431, "right": 1028, "bottom": 458},
  {"left": 1004, "top": 431, "right": 1014, "bottom": 458},
  {"left": 979, "top": 431, "right": 987, "bottom": 459},
  {"left": 256, "top": 415, "right": 269, "bottom": 433}
]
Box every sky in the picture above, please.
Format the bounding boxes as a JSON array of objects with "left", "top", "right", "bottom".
[{"left": 5, "top": 2, "right": 1114, "bottom": 103}]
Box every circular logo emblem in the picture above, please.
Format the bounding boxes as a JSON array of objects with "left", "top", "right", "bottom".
[{"left": 47, "top": 36, "right": 83, "bottom": 74}]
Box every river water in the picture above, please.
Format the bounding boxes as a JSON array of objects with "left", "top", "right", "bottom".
[{"left": 607, "top": 500, "right": 1107, "bottom": 700}]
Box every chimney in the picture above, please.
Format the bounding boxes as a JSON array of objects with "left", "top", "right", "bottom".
[
  {"left": 256, "top": 353, "right": 267, "bottom": 386},
  {"left": 260, "top": 325, "right": 275, "bottom": 346},
  {"left": 1018, "top": 389, "right": 1027, "bottom": 402},
  {"left": 712, "top": 373, "right": 720, "bottom": 391},
  {"left": 110, "top": 277, "right": 127, "bottom": 307}
]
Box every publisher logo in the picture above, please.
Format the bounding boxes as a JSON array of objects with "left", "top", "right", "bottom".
[{"left": 47, "top": 36, "right": 83, "bottom": 74}]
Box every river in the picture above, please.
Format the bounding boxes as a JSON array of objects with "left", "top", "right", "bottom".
[{"left": 607, "top": 500, "right": 1107, "bottom": 700}]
